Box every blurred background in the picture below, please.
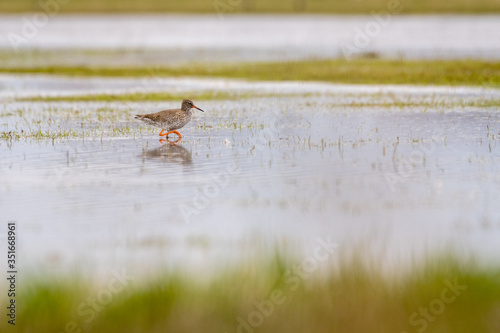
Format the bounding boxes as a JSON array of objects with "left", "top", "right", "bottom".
[
  {"left": 1, "top": 1, "right": 500, "bottom": 333},
  {"left": 0, "top": 0, "right": 499, "bottom": 66}
]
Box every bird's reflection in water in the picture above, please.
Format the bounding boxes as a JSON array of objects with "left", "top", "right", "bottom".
[{"left": 142, "top": 138, "right": 192, "bottom": 165}]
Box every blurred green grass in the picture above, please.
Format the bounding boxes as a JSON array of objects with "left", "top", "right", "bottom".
[
  {"left": 18, "top": 92, "right": 500, "bottom": 108},
  {"left": 2, "top": 255, "right": 500, "bottom": 333},
  {"left": 18, "top": 90, "right": 267, "bottom": 102},
  {"left": 1, "top": 0, "right": 499, "bottom": 13},
  {"left": 2, "top": 59, "right": 499, "bottom": 86}
]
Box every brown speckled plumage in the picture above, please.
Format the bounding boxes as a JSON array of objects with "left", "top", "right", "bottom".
[{"left": 134, "top": 99, "right": 204, "bottom": 137}]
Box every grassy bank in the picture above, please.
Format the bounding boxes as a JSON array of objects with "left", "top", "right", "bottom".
[
  {"left": 18, "top": 93, "right": 500, "bottom": 107},
  {"left": 2, "top": 59, "right": 499, "bottom": 86},
  {"left": 1, "top": 0, "right": 499, "bottom": 14},
  {"left": 1, "top": 255, "right": 499, "bottom": 333}
]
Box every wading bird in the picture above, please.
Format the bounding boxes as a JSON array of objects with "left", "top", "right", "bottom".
[{"left": 134, "top": 99, "right": 205, "bottom": 139}]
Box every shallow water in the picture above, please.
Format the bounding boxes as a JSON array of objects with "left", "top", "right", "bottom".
[
  {"left": 0, "top": 15, "right": 499, "bottom": 65},
  {"left": 1, "top": 73, "right": 498, "bottom": 100},
  {"left": 1, "top": 75, "right": 499, "bottom": 275}
]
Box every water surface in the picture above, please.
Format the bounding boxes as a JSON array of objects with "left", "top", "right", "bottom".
[
  {"left": 1, "top": 75, "right": 499, "bottom": 275},
  {"left": 0, "top": 15, "right": 499, "bottom": 65}
]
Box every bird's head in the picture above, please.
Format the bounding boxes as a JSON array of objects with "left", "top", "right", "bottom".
[{"left": 182, "top": 99, "right": 204, "bottom": 112}]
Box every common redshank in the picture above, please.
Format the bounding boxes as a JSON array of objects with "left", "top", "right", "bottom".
[{"left": 134, "top": 99, "right": 204, "bottom": 139}]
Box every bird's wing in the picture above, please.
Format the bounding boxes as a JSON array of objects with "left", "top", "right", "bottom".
[{"left": 140, "top": 109, "right": 177, "bottom": 121}]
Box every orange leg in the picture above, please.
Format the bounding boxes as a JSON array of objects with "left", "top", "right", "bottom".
[
  {"left": 159, "top": 130, "right": 182, "bottom": 138},
  {"left": 170, "top": 136, "right": 182, "bottom": 144},
  {"left": 159, "top": 136, "right": 182, "bottom": 145},
  {"left": 167, "top": 130, "right": 182, "bottom": 138}
]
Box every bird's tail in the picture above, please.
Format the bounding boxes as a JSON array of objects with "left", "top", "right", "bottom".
[{"left": 134, "top": 115, "right": 143, "bottom": 119}]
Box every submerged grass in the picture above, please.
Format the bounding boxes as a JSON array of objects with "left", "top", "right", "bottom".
[
  {"left": 2, "top": 59, "right": 499, "bottom": 86},
  {"left": 1, "top": 254, "right": 499, "bottom": 333},
  {"left": 1, "top": 0, "right": 499, "bottom": 13}
]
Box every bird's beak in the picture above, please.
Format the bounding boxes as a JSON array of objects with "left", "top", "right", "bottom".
[{"left": 192, "top": 105, "right": 204, "bottom": 112}]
